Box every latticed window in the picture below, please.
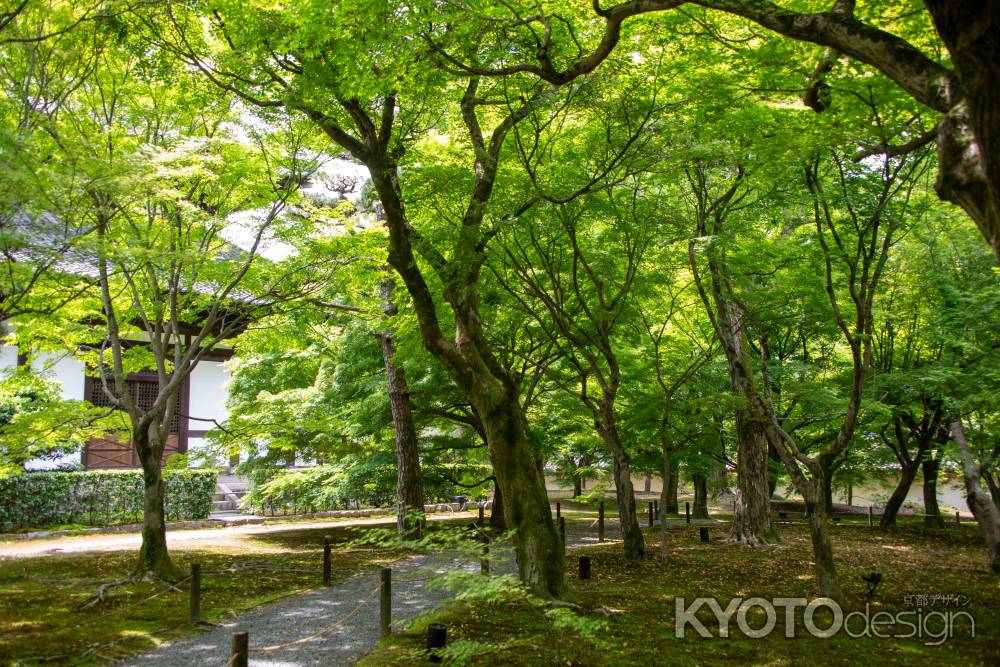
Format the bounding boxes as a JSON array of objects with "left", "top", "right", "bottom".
[{"left": 86, "top": 372, "right": 182, "bottom": 432}]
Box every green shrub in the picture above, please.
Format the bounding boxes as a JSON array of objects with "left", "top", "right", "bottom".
[
  {"left": 0, "top": 469, "right": 218, "bottom": 531},
  {"left": 242, "top": 453, "right": 491, "bottom": 515}
]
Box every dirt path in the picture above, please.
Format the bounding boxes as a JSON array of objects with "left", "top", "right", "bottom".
[{"left": 0, "top": 512, "right": 476, "bottom": 559}]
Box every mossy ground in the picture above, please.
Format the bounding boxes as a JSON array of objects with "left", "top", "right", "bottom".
[
  {"left": 2, "top": 504, "right": 996, "bottom": 666},
  {"left": 361, "top": 505, "right": 1000, "bottom": 667},
  {"left": 0, "top": 519, "right": 419, "bottom": 665}
]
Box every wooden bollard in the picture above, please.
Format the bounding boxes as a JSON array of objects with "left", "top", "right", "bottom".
[
  {"left": 685, "top": 502, "right": 690, "bottom": 524},
  {"left": 660, "top": 511, "right": 669, "bottom": 562},
  {"left": 478, "top": 504, "right": 484, "bottom": 527},
  {"left": 558, "top": 515, "right": 566, "bottom": 552},
  {"left": 868, "top": 506, "right": 873, "bottom": 527},
  {"left": 231, "top": 632, "right": 249, "bottom": 667},
  {"left": 189, "top": 563, "right": 201, "bottom": 624},
  {"left": 556, "top": 502, "right": 561, "bottom": 521},
  {"left": 699, "top": 527, "right": 710, "bottom": 543},
  {"left": 323, "top": 536, "right": 332, "bottom": 587},
  {"left": 380, "top": 568, "right": 392, "bottom": 637},
  {"left": 579, "top": 555, "right": 591, "bottom": 580},
  {"left": 598, "top": 501, "right": 605, "bottom": 542},
  {"left": 648, "top": 502, "right": 654, "bottom": 527},
  {"left": 956, "top": 511, "right": 961, "bottom": 527}
]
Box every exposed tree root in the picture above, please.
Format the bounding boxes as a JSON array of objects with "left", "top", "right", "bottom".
[{"left": 77, "top": 578, "right": 132, "bottom": 611}]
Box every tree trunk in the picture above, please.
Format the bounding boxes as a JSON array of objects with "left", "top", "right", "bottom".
[
  {"left": 922, "top": 458, "right": 946, "bottom": 528},
  {"left": 134, "top": 424, "right": 176, "bottom": 578},
  {"left": 692, "top": 473, "right": 709, "bottom": 519},
  {"left": 847, "top": 482, "right": 853, "bottom": 507},
  {"left": 379, "top": 330, "right": 424, "bottom": 539},
  {"left": 666, "top": 465, "right": 679, "bottom": 514},
  {"left": 489, "top": 477, "right": 507, "bottom": 531},
  {"left": 823, "top": 471, "right": 834, "bottom": 511},
  {"left": 600, "top": 425, "right": 645, "bottom": 560},
  {"left": 730, "top": 410, "right": 776, "bottom": 545},
  {"left": 660, "top": 445, "right": 678, "bottom": 514},
  {"left": 572, "top": 474, "right": 582, "bottom": 498},
  {"left": 644, "top": 474, "right": 652, "bottom": 494},
  {"left": 924, "top": 2, "right": 1000, "bottom": 261},
  {"left": 951, "top": 421, "right": 1000, "bottom": 575},
  {"left": 379, "top": 277, "right": 424, "bottom": 540},
  {"left": 880, "top": 461, "right": 920, "bottom": 528},
  {"left": 478, "top": 393, "right": 563, "bottom": 596},
  {"left": 805, "top": 481, "right": 843, "bottom": 597}
]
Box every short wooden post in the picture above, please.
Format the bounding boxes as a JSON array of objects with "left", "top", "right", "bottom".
[
  {"left": 189, "top": 563, "right": 201, "bottom": 624},
  {"left": 558, "top": 515, "right": 566, "bottom": 552},
  {"left": 380, "top": 568, "right": 392, "bottom": 637},
  {"left": 598, "top": 501, "right": 605, "bottom": 542},
  {"left": 699, "top": 527, "right": 709, "bottom": 543},
  {"left": 556, "top": 502, "right": 561, "bottom": 521},
  {"left": 956, "top": 511, "right": 961, "bottom": 527},
  {"left": 648, "top": 502, "right": 654, "bottom": 527},
  {"left": 685, "top": 501, "right": 690, "bottom": 524},
  {"left": 868, "top": 506, "right": 873, "bottom": 528},
  {"left": 478, "top": 504, "right": 484, "bottom": 527},
  {"left": 578, "top": 555, "right": 591, "bottom": 580},
  {"left": 323, "top": 536, "right": 332, "bottom": 587},
  {"left": 654, "top": 500, "right": 659, "bottom": 517},
  {"left": 660, "top": 511, "right": 669, "bottom": 562},
  {"left": 427, "top": 623, "right": 447, "bottom": 663},
  {"left": 231, "top": 632, "right": 249, "bottom": 667}
]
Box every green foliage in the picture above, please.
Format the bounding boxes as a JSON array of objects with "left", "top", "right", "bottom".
[
  {"left": 242, "top": 454, "right": 491, "bottom": 515},
  {"left": 0, "top": 368, "right": 118, "bottom": 475},
  {"left": 0, "top": 469, "right": 217, "bottom": 530}
]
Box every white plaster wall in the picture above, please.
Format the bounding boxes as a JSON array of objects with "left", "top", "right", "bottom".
[
  {"left": 0, "top": 345, "right": 17, "bottom": 371},
  {"left": 185, "top": 436, "right": 222, "bottom": 467},
  {"left": 17, "top": 351, "right": 87, "bottom": 470},
  {"left": 188, "top": 360, "right": 229, "bottom": 428},
  {"left": 32, "top": 351, "right": 86, "bottom": 400}
]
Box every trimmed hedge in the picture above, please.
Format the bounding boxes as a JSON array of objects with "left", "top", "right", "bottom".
[{"left": 0, "top": 469, "right": 218, "bottom": 531}]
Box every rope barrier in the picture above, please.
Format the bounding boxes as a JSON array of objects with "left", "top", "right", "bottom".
[{"left": 250, "top": 581, "right": 384, "bottom": 653}]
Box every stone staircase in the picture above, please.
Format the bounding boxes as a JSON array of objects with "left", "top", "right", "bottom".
[{"left": 210, "top": 474, "right": 261, "bottom": 524}]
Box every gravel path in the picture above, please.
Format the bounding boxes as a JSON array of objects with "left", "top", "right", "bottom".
[{"left": 124, "top": 546, "right": 516, "bottom": 667}]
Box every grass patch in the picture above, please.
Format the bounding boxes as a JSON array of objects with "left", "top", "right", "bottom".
[{"left": 361, "top": 518, "right": 1000, "bottom": 666}]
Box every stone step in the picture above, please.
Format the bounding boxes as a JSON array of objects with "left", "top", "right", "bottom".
[{"left": 210, "top": 512, "right": 265, "bottom": 526}]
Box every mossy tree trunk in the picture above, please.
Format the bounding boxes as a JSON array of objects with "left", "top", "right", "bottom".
[
  {"left": 951, "top": 421, "right": 1000, "bottom": 575},
  {"left": 133, "top": 420, "right": 177, "bottom": 579},
  {"left": 379, "top": 277, "right": 424, "bottom": 540},
  {"left": 692, "top": 473, "right": 710, "bottom": 519},
  {"left": 922, "top": 458, "right": 946, "bottom": 528},
  {"left": 599, "top": 420, "right": 644, "bottom": 560}
]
